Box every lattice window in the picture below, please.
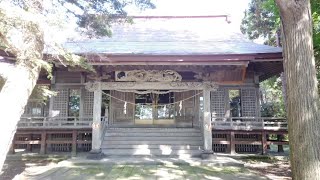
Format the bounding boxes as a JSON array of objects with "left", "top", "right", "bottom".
[
  {"left": 241, "top": 88, "right": 258, "bottom": 117},
  {"left": 23, "top": 101, "right": 48, "bottom": 117},
  {"left": 83, "top": 90, "right": 94, "bottom": 117},
  {"left": 52, "top": 89, "right": 69, "bottom": 117},
  {"left": 211, "top": 88, "right": 227, "bottom": 118}
]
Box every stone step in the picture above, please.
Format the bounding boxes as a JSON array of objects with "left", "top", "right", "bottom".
[
  {"left": 103, "top": 136, "right": 202, "bottom": 141},
  {"left": 105, "top": 132, "right": 202, "bottom": 137},
  {"left": 102, "top": 140, "right": 203, "bottom": 145},
  {"left": 105, "top": 128, "right": 201, "bottom": 133},
  {"left": 101, "top": 149, "right": 202, "bottom": 156},
  {"left": 101, "top": 144, "right": 202, "bottom": 150}
]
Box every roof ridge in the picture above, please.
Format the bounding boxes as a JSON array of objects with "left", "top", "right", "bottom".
[{"left": 117, "top": 15, "right": 231, "bottom": 23}]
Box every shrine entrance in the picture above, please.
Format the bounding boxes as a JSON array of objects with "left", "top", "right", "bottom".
[
  {"left": 104, "top": 89, "right": 203, "bottom": 128},
  {"left": 134, "top": 91, "right": 175, "bottom": 125}
]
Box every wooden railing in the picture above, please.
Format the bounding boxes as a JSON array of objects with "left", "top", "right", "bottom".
[
  {"left": 18, "top": 116, "right": 93, "bottom": 129},
  {"left": 212, "top": 117, "right": 287, "bottom": 131}
]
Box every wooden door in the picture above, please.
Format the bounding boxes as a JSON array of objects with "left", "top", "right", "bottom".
[
  {"left": 174, "top": 91, "right": 196, "bottom": 127},
  {"left": 109, "top": 91, "right": 135, "bottom": 126}
]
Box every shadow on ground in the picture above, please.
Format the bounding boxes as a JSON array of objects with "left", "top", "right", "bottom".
[{"left": 0, "top": 153, "right": 291, "bottom": 180}]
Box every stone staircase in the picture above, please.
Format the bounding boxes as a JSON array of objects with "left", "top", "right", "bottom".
[{"left": 101, "top": 128, "right": 203, "bottom": 157}]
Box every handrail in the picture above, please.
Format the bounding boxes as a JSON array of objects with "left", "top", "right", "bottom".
[
  {"left": 211, "top": 117, "right": 287, "bottom": 130},
  {"left": 18, "top": 116, "right": 93, "bottom": 129}
]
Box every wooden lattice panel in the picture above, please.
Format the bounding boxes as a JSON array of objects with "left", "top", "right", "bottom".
[
  {"left": 50, "top": 133, "right": 72, "bottom": 140},
  {"left": 235, "top": 134, "right": 260, "bottom": 141},
  {"left": 49, "top": 144, "right": 72, "bottom": 152},
  {"left": 52, "top": 89, "right": 69, "bottom": 117},
  {"left": 241, "top": 88, "right": 257, "bottom": 117},
  {"left": 235, "top": 144, "right": 260, "bottom": 153},
  {"left": 77, "top": 143, "right": 91, "bottom": 152},
  {"left": 211, "top": 88, "right": 227, "bottom": 118},
  {"left": 212, "top": 133, "right": 227, "bottom": 139},
  {"left": 213, "top": 144, "right": 227, "bottom": 152},
  {"left": 83, "top": 90, "right": 94, "bottom": 117}
]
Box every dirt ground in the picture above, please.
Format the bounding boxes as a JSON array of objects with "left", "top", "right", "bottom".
[
  {"left": 0, "top": 155, "right": 68, "bottom": 180},
  {"left": 241, "top": 156, "right": 291, "bottom": 180},
  {"left": 0, "top": 154, "right": 291, "bottom": 180}
]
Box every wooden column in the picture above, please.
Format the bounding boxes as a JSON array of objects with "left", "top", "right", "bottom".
[
  {"left": 72, "top": 130, "right": 77, "bottom": 156},
  {"left": 203, "top": 88, "right": 213, "bottom": 153},
  {"left": 230, "top": 131, "right": 236, "bottom": 154},
  {"left": 261, "top": 131, "right": 267, "bottom": 155},
  {"left": 9, "top": 135, "right": 15, "bottom": 154},
  {"left": 91, "top": 82, "right": 102, "bottom": 153},
  {"left": 26, "top": 134, "right": 32, "bottom": 152},
  {"left": 40, "top": 131, "right": 46, "bottom": 154}
]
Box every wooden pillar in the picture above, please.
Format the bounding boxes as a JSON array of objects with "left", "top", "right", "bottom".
[
  {"left": 79, "top": 87, "right": 86, "bottom": 119},
  {"left": 203, "top": 88, "right": 213, "bottom": 153},
  {"left": 26, "top": 134, "right": 32, "bottom": 152},
  {"left": 9, "top": 135, "right": 15, "bottom": 154},
  {"left": 72, "top": 130, "right": 77, "bottom": 156},
  {"left": 40, "top": 131, "right": 46, "bottom": 154},
  {"left": 230, "top": 131, "right": 236, "bottom": 154},
  {"left": 91, "top": 82, "right": 102, "bottom": 153},
  {"left": 261, "top": 131, "right": 267, "bottom": 155}
]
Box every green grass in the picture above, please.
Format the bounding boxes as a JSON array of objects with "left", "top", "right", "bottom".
[
  {"left": 68, "top": 164, "right": 246, "bottom": 179},
  {"left": 20, "top": 155, "right": 68, "bottom": 163},
  {"left": 240, "top": 155, "right": 280, "bottom": 163}
]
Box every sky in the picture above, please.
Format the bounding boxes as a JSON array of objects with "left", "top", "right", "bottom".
[{"left": 127, "top": 0, "right": 251, "bottom": 30}]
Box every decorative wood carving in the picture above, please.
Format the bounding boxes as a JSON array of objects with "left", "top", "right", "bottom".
[
  {"left": 115, "top": 70, "right": 182, "bottom": 82},
  {"left": 87, "top": 73, "right": 111, "bottom": 81},
  {"left": 203, "top": 81, "right": 219, "bottom": 91},
  {"left": 85, "top": 82, "right": 100, "bottom": 92},
  {"left": 194, "top": 73, "right": 211, "bottom": 81},
  {"left": 85, "top": 81, "right": 219, "bottom": 91}
]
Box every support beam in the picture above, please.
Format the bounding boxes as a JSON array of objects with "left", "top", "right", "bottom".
[
  {"left": 261, "top": 131, "right": 267, "bottom": 155},
  {"left": 202, "top": 88, "right": 214, "bottom": 158},
  {"left": 88, "top": 81, "right": 104, "bottom": 158},
  {"left": 40, "top": 131, "right": 46, "bottom": 154},
  {"left": 230, "top": 131, "right": 235, "bottom": 154},
  {"left": 72, "top": 130, "right": 77, "bottom": 156},
  {"left": 9, "top": 135, "right": 15, "bottom": 154}
]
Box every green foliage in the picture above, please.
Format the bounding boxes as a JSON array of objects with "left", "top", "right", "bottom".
[
  {"left": 60, "top": 0, "right": 155, "bottom": 38},
  {"left": 0, "top": 0, "right": 155, "bottom": 100},
  {"left": 68, "top": 89, "right": 80, "bottom": 117},
  {"left": 240, "top": 0, "right": 280, "bottom": 46},
  {"left": 241, "top": 0, "right": 320, "bottom": 50},
  {"left": 0, "top": 0, "right": 155, "bottom": 71},
  {"left": 260, "top": 76, "right": 286, "bottom": 117},
  {"left": 29, "top": 85, "right": 57, "bottom": 104},
  {"left": 0, "top": 76, "right": 4, "bottom": 91},
  {"left": 242, "top": 0, "right": 320, "bottom": 117}
]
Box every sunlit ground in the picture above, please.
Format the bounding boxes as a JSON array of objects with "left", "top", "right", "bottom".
[
  {"left": 0, "top": 152, "right": 291, "bottom": 180},
  {"left": 15, "top": 163, "right": 266, "bottom": 180}
]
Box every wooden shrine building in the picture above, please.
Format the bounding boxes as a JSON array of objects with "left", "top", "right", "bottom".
[{"left": 6, "top": 16, "right": 287, "bottom": 156}]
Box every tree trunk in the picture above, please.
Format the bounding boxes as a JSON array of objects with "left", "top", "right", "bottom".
[
  {"left": 275, "top": 0, "right": 320, "bottom": 179},
  {"left": 279, "top": 73, "right": 287, "bottom": 153},
  {"left": 0, "top": 63, "right": 41, "bottom": 170}
]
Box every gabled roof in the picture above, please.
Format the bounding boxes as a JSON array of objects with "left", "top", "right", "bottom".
[{"left": 63, "top": 16, "right": 282, "bottom": 57}]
